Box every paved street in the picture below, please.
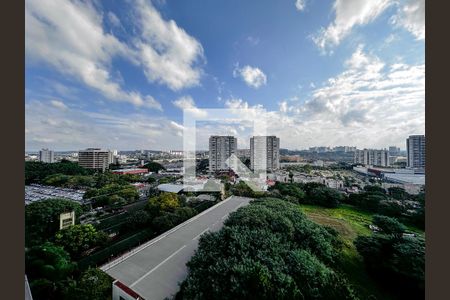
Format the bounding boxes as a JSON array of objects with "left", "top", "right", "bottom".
[{"left": 102, "top": 196, "right": 253, "bottom": 300}]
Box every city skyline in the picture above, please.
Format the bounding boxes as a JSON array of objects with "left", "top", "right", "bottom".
[{"left": 26, "top": 0, "right": 424, "bottom": 151}]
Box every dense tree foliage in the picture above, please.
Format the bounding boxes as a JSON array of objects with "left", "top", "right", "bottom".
[
  {"left": 62, "top": 268, "right": 113, "bottom": 300},
  {"left": 355, "top": 234, "right": 425, "bottom": 299},
  {"left": 152, "top": 207, "right": 196, "bottom": 232},
  {"left": 123, "top": 210, "right": 152, "bottom": 231},
  {"left": 346, "top": 187, "right": 425, "bottom": 228},
  {"left": 26, "top": 242, "right": 77, "bottom": 300},
  {"left": 147, "top": 193, "right": 181, "bottom": 216},
  {"left": 355, "top": 214, "right": 424, "bottom": 299},
  {"left": 25, "top": 161, "right": 93, "bottom": 184},
  {"left": 387, "top": 187, "right": 408, "bottom": 200},
  {"left": 143, "top": 161, "right": 165, "bottom": 173},
  {"left": 372, "top": 215, "right": 406, "bottom": 237},
  {"left": 26, "top": 199, "right": 83, "bottom": 246},
  {"left": 83, "top": 183, "right": 139, "bottom": 207},
  {"left": 26, "top": 242, "right": 76, "bottom": 282},
  {"left": 269, "top": 182, "right": 343, "bottom": 208},
  {"left": 227, "top": 181, "right": 268, "bottom": 198},
  {"left": 55, "top": 224, "right": 109, "bottom": 258},
  {"left": 177, "top": 199, "right": 357, "bottom": 300}
]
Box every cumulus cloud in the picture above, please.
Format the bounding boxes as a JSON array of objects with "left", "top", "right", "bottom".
[
  {"left": 223, "top": 47, "right": 424, "bottom": 149},
  {"left": 233, "top": 65, "right": 267, "bottom": 89},
  {"left": 312, "top": 0, "right": 392, "bottom": 52},
  {"left": 26, "top": 100, "right": 183, "bottom": 150},
  {"left": 134, "top": 0, "right": 204, "bottom": 90},
  {"left": 50, "top": 100, "right": 68, "bottom": 110},
  {"left": 391, "top": 0, "right": 425, "bottom": 40},
  {"left": 172, "top": 96, "right": 208, "bottom": 118},
  {"left": 295, "top": 0, "right": 306, "bottom": 11},
  {"left": 25, "top": 0, "right": 162, "bottom": 110},
  {"left": 26, "top": 0, "right": 206, "bottom": 109}
]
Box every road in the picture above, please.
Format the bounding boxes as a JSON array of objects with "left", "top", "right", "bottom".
[{"left": 101, "top": 196, "right": 253, "bottom": 300}]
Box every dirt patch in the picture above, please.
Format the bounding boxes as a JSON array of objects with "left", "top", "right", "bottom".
[{"left": 305, "top": 213, "right": 357, "bottom": 240}]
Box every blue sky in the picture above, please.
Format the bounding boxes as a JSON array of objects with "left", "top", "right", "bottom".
[{"left": 25, "top": 0, "right": 425, "bottom": 151}]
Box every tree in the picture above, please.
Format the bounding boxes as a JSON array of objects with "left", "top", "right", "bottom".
[
  {"left": 147, "top": 193, "right": 181, "bottom": 217},
  {"left": 143, "top": 161, "right": 165, "bottom": 173},
  {"left": 288, "top": 171, "right": 294, "bottom": 183},
  {"left": 125, "top": 210, "right": 151, "bottom": 231},
  {"left": 63, "top": 268, "right": 113, "bottom": 300},
  {"left": 55, "top": 224, "right": 107, "bottom": 258},
  {"left": 25, "top": 198, "right": 83, "bottom": 246},
  {"left": 178, "top": 199, "right": 357, "bottom": 299},
  {"left": 387, "top": 187, "right": 409, "bottom": 200},
  {"left": 26, "top": 242, "right": 76, "bottom": 282},
  {"left": 372, "top": 215, "right": 406, "bottom": 238},
  {"left": 355, "top": 235, "right": 425, "bottom": 299},
  {"left": 25, "top": 161, "right": 92, "bottom": 184},
  {"left": 307, "top": 186, "right": 343, "bottom": 208}
]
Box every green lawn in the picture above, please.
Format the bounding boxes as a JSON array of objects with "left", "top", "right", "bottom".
[{"left": 298, "top": 203, "right": 424, "bottom": 300}]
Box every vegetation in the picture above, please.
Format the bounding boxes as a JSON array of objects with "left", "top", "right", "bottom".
[
  {"left": 177, "top": 198, "right": 358, "bottom": 300},
  {"left": 226, "top": 181, "right": 268, "bottom": 198},
  {"left": 346, "top": 187, "right": 425, "bottom": 229},
  {"left": 25, "top": 160, "right": 93, "bottom": 184},
  {"left": 25, "top": 198, "right": 83, "bottom": 246},
  {"left": 62, "top": 268, "right": 113, "bottom": 300},
  {"left": 83, "top": 183, "right": 139, "bottom": 207},
  {"left": 269, "top": 182, "right": 344, "bottom": 208},
  {"left": 142, "top": 161, "right": 165, "bottom": 173},
  {"left": 55, "top": 224, "right": 109, "bottom": 258},
  {"left": 355, "top": 217, "right": 425, "bottom": 299}
]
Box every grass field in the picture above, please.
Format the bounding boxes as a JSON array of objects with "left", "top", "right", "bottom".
[{"left": 299, "top": 204, "right": 424, "bottom": 300}]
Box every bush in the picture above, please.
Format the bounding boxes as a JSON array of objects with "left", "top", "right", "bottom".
[{"left": 372, "top": 215, "right": 406, "bottom": 237}]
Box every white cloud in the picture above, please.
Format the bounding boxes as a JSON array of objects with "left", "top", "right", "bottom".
[
  {"left": 246, "top": 36, "right": 260, "bottom": 46},
  {"left": 172, "top": 96, "right": 208, "bottom": 118},
  {"left": 26, "top": 100, "right": 183, "bottom": 150},
  {"left": 134, "top": 0, "right": 204, "bottom": 90},
  {"left": 233, "top": 65, "right": 267, "bottom": 89},
  {"left": 279, "top": 101, "right": 288, "bottom": 113},
  {"left": 295, "top": 0, "right": 306, "bottom": 11},
  {"left": 391, "top": 0, "right": 424, "bottom": 40},
  {"left": 312, "top": 0, "right": 392, "bottom": 52},
  {"left": 26, "top": 0, "right": 162, "bottom": 110},
  {"left": 50, "top": 100, "right": 68, "bottom": 110},
  {"left": 221, "top": 47, "right": 424, "bottom": 149},
  {"left": 107, "top": 11, "right": 121, "bottom": 27}
]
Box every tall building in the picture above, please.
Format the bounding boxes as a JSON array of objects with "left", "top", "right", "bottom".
[
  {"left": 39, "top": 148, "right": 54, "bottom": 163},
  {"left": 354, "top": 149, "right": 390, "bottom": 167},
  {"left": 406, "top": 135, "right": 425, "bottom": 169},
  {"left": 209, "top": 136, "right": 237, "bottom": 172},
  {"left": 78, "top": 148, "right": 114, "bottom": 171},
  {"left": 388, "top": 146, "right": 401, "bottom": 156},
  {"left": 250, "top": 136, "right": 280, "bottom": 171}
]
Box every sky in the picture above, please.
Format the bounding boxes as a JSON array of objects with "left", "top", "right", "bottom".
[{"left": 25, "top": 0, "right": 425, "bottom": 151}]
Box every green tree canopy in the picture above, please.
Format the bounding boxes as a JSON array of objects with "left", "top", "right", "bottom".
[
  {"left": 143, "top": 161, "right": 166, "bottom": 173},
  {"left": 147, "top": 192, "right": 181, "bottom": 217},
  {"left": 62, "top": 268, "right": 113, "bottom": 300},
  {"left": 25, "top": 161, "right": 93, "bottom": 184},
  {"left": 26, "top": 242, "right": 76, "bottom": 282},
  {"left": 55, "top": 224, "right": 108, "bottom": 258},
  {"left": 25, "top": 198, "right": 83, "bottom": 246},
  {"left": 372, "top": 215, "right": 406, "bottom": 237},
  {"left": 178, "top": 198, "right": 356, "bottom": 300}
]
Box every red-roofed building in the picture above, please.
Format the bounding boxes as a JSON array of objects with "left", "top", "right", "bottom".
[{"left": 112, "top": 168, "right": 149, "bottom": 175}]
